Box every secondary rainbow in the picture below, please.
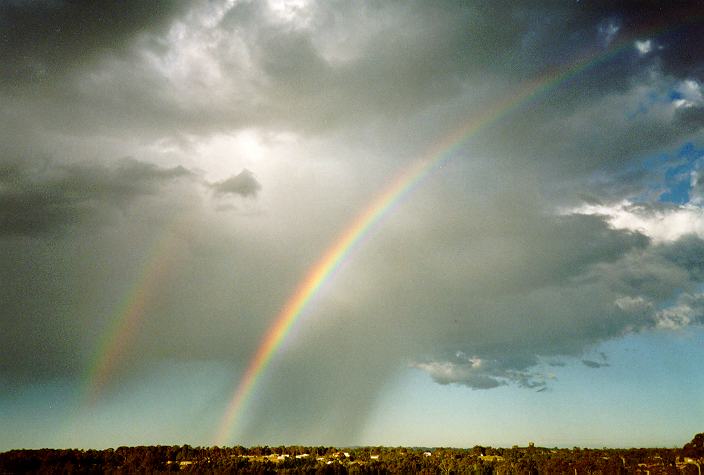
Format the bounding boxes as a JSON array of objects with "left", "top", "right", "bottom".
[
  {"left": 212, "top": 32, "right": 659, "bottom": 444},
  {"left": 83, "top": 222, "right": 185, "bottom": 406}
]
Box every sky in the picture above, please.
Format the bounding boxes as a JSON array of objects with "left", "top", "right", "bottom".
[{"left": 2, "top": 0, "right": 704, "bottom": 450}]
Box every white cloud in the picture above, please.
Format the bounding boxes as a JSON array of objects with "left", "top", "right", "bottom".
[
  {"left": 634, "top": 39, "right": 652, "bottom": 55},
  {"left": 654, "top": 293, "right": 704, "bottom": 330},
  {"left": 598, "top": 19, "right": 620, "bottom": 45},
  {"left": 411, "top": 360, "right": 507, "bottom": 389},
  {"left": 673, "top": 79, "right": 703, "bottom": 109},
  {"left": 691, "top": 171, "right": 704, "bottom": 205},
  {"left": 612, "top": 293, "right": 704, "bottom": 331},
  {"left": 571, "top": 201, "right": 704, "bottom": 243},
  {"left": 412, "top": 352, "right": 550, "bottom": 390},
  {"left": 614, "top": 295, "right": 654, "bottom": 314},
  {"left": 266, "top": 0, "right": 313, "bottom": 27},
  {"left": 655, "top": 305, "right": 694, "bottom": 329}
]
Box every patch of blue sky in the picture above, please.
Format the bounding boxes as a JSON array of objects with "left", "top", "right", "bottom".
[
  {"left": 668, "top": 89, "right": 684, "bottom": 102},
  {"left": 627, "top": 80, "right": 700, "bottom": 122},
  {"left": 364, "top": 327, "right": 704, "bottom": 448},
  {"left": 618, "top": 142, "right": 704, "bottom": 205},
  {"left": 0, "top": 377, "right": 79, "bottom": 450},
  {"left": 625, "top": 77, "right": 694, "bottom": 121},
  {"left": 658, "top": 142, "right": 704, "bottom": 204},
  {"left": 580, "top": 141, "right": 704, "bottom": 213},
  {"left": 659, "top": 179, "right": 690, "bottom": 204}
]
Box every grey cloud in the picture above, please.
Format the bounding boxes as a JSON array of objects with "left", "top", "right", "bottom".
[
  {"left": 2, "top": 0, "right": 701, "bottom": 165},
  {"left": 654, "top": 292, "right": 704, "bottom": 329},
  {"left": 0, "top": 0, "right": 185, "bottom": 89},
  {"left": 0, "top": 4, "right": 607, "bottom": 133},
  {"left": 414, "top": 360, "right": 507, "bottom": 390},
  {"left": 330, "top": 185, "right": 702, "bottom": 394},
  {"left": 210, "top": 169, "right": 261, "bottom": 198},
  {"left": 582, "top": 359, "right": 609, "bottom": 369},
  {"left": 412, "top": 353, "right": 548, "bottom": 391},
  {"left": 657, "top": 235, "right": 704, "bottom": 282},
  {"left": 370, "top": 195, "right": 651, "bottom": 298},
  {"left": 321, "top": 198, "right": 661, "bottom": 390},
  {"left": 680, "top": 293, "right": 704, "bottom": 323},
  {"left": 223, "top": 1, "right": 604, "bottom": 132},
  {"left": 264, "top": 0, "right": 704, "bottom": 133},
  {"left": 593, "top": 255, "right": 689, "bottom": 304},
  {"left": 675, "top": 105, "right": 704, "bottom": 133},
  {"left": 478, "top": 79, "right": 704, "bottom": 197},
  {"left": 564, "top": 1, "right": 704, "bottom": 81},
  {"left": 0, "top": 158, "right": 194, "bottom": 236},
  {"left": 0, "top": 200, "right": 294, "bottom": 382}
]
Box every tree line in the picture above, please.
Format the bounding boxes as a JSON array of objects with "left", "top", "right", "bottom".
[{"left": 1, "top": 432, "right": 702, "bottom": 474}]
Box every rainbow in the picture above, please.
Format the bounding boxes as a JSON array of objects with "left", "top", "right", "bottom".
[
  {"left": 212, "top": 34, "right": 657, "bottom": 445},
  {"left": 83, "top": 221, "right": 185, "bottom": 406}
]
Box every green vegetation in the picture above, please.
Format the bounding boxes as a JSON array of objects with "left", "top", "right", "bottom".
[{"left": 1, "top": 433, "right": 702, "bottom": 474}]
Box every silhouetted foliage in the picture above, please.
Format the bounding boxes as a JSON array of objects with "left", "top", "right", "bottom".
[
  {"left": 1, "top": 433, "right": 702, "bottom": 474},
  {"left": 683, "top": 433, "right": 704, "bottom": 459}
]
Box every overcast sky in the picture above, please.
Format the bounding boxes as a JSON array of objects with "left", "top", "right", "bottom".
[{"left": 2, "top": 0, "right": 704, "bottom": 450}]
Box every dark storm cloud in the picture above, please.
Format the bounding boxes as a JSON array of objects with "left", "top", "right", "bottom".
[
  {"left": 0, "top": 0, "right": 184, "bottom": 88},
  {"left": 347, "top": 192, "right": 704, "bottom": 389},
  {"left": 542, "top": 1, "right": 704, "bottom": 81},
  {"left": 218, "top": 1, "right": 597, "bottom": 131},
  {"left": 330, "top": 198, "right": 661, "bottom": 389},
  {"left": 0, "top": 158, "right": 194, "bottom": 236},
  {"left": 582, "top": 359, "right": 608, "bottom": 369},
  {"left": 373, "top": 196, "right": 652, "bottom": 297},
  {"left": 674, "top": 105, "right": 704, "bottom": 132},
  {"left": 238, "top": 0, "right": 704, "bottom": 131},
  {"left": 210, "top": 169, "right": 261, "bottom": 198},
  {"left": 657, "top": 235, "right": 704, "bottom": 282},
  {"left": 3, "top": 0, "right": 701, "bottom": 156}
]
